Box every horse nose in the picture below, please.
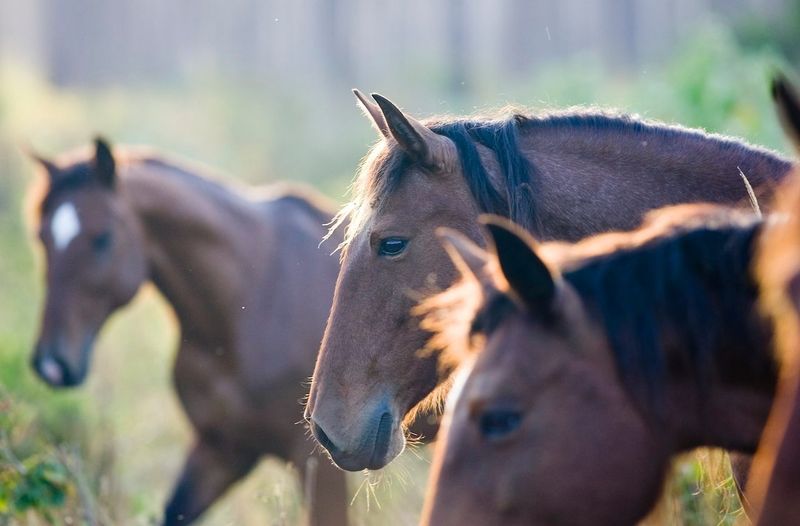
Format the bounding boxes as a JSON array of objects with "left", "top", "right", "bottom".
[
  {"left": 33, "top": 352, "right": 66, "bottom": 387},
  {"left": 309, "top": 408, "right": 397, "bottom": 471},
  {"left": 309, "top": 417, "right": 341, "bottom": 457}
]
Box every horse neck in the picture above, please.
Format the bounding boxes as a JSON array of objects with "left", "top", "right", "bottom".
[
  {"left": 568, "top": 221, "right": 776, "bottom": 453},
  {"left": 656, "top": 262, "right": 775, "bottom": 453},
  {"left": 121, "top": 159, "right": 265, "bottom": 345},
  {"left": 513, "top": 122, "right": 790, "bottom": 240}
]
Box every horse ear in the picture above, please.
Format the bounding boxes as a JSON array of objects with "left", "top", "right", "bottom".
[
  {"left": 23, "top": 144, "right": 59, "bottom": 181},
  {"left": 772, "top": 73, "right": 800, "bottom": 154},
  {"left": 354, "top": 89, "right": 389, "bottom": 138},
  {"left": 371, "top": 93, "right": 454, "bottom": 171},
  {"left": 436, "top": 227, "right": 489, "bottom": 283},
  {"left": 481, "top": 215, "right": 558, "bottom": 309},
  {"left": 93, "top": 136, "right": 116, "bottom": 188}
]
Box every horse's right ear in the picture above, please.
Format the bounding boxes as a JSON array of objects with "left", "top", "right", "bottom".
[
  {"left": 353, "top": 89, "right": 389, "bottom": 138},
  {"left": 481, "top": 215, "right": 558, "bottom": 310},
  {"left": 772, "top": 73, "right": 800, "bottom": 154},
  {"left": 23, "top": 144, "right": 59, "bottom": 181}
]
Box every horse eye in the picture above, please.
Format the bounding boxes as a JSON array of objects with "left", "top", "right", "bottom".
[
  {"left": 91, "top": 231, "right": 112, "bottom": 253},
  {"left": 378, "top": 238, "right": 408, "bottom": 257},
  {"left": 478, "top": 409, "right": 522, "bottom": 440}
]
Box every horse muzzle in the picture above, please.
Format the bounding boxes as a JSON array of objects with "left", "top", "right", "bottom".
[
  {"left": 309, "top": 403, "right": 404, "bottom": 471},
  {"left": 32, "top": 341, "right": 90, "bottom": 388}
]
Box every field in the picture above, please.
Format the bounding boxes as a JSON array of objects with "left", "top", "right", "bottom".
[{"left": 0, "top": 22, "right": 795, "bottom": 525}]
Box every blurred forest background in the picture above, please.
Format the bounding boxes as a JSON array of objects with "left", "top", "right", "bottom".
[{"left": 1, "top": 0, "right": 800, "bottom": 524}]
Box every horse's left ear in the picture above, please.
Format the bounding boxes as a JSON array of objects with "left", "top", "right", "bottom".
[
  {"left": 371, "top": 93, "right": 455, "bottom": 172},
  {"left": 93, "top": 136, "right": 116, "bottom": 188},
  {"left": 772, "top": 73, "right": 800, "bottom": 154},
  {"left": 481, "top": 215, "right": 558, "bottom": 309}
]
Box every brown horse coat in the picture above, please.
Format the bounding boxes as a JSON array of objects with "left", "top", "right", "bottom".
[{"left": 30, "top": 140, "right": 347, "bottom": 525}]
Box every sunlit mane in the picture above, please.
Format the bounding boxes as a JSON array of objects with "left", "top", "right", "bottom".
[
  {"left": 415, "top": 271, "right": 487, "bottom": 368},
  {"left": 323, "top": 137, "right": 399, "bottom": 256}
]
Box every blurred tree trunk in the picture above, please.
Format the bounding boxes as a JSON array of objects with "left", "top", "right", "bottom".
[
  {"left": 504, "top": 0, "right": 559, "bottom": 78},
  {"left": 319, "top": 0, "right": 354, "bottom": 85},
  {"left": 43, "top": 0, "right": 119, "bottom": 86},
  {"left": 606, "top": 0, "right": 638, "bottom": 71},
  {"left": 447, "top": 0, "right": 468, "bottom": 97},
  {"left": 505, "top": 0, "right": 536, "bottom": 75}
]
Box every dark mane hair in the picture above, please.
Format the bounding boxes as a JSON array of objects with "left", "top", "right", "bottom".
[
  {"left": 423, "top": 205, "right": 776, "bottom": 409},
  {"left": 431, "top": 116, "right": 538, "bottom": 232},
  {"left": 326, "top": 112, "right": 540, "bottom": 250},
  {"left": 330, "top": 107, "right": 790, "bottom": 250},
  {"left": 565, "top": 214, "right": 773, "bottom": 407}
]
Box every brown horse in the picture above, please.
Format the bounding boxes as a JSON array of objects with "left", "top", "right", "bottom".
[
  {"left": 748, "top": 76, "right": 800, "bottom": 524},
  {"left": 306, "top": 91, "right": 791, "bottom": 471},
  {"left": 28, "top": 139, "right": 347, "bottom": 525},
  {"left": 420, "top": 210, "right": 776, "bottom": 525}
]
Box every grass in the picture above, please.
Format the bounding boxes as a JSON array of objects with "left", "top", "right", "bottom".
[{"left": 0, "top": 19, "right": 792, "bottom": 525}]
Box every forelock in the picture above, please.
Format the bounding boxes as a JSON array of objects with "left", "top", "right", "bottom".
[
  {"left": 324, "top": 139, "right": 411, "bottom": 255},
  {"left": 39, "top": 162, "right": 97, "bottom": 215}
]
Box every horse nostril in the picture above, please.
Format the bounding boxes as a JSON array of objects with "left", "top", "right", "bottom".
[
  {"left": 370, "top": 412, "right": 393, "bottom": 466},
  {"left": 310, "top": 419, "right": 339, "bottom": 455}
]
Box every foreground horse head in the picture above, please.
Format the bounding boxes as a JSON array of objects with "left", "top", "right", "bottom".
[
  {"left": 307, "top": 94, "right": 486, "bottom": 471},
  {"left": 307, "top": 90, "right": 791, "bottom": 471},
  {"left": 30, "top": 138, "right": 147, "bottom": 387},
  {"left": 422, "top": 209, "right": 776, "bottom": 525},
  {"left": 748, "top": 74, "right": 800, "bottom": 524}
]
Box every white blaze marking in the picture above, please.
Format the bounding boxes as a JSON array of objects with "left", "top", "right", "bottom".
[
  {"left": 444, "top": 357, "right": 475, "bottom": 416},
  {"left": 51, "top": 202, "right": 81, "bottom": 251}
]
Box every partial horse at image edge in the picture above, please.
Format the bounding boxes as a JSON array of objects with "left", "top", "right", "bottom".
[{"left": 748, "top": 73, "right": 800, "bottom": 525}]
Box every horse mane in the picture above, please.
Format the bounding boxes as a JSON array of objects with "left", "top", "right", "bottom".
[
  {"left": 421, "top": 204, "right": 774, "bottom": 407},
  {"left": 30, "top": 146, "right": 241, "bottom": 215},
  {"left": 326, "top": 110, "right": 537, "bottom": 253},
  {"left": 30, "top": 146, "right": 336, "bottom": 231},
  {"left": 139, "top": 156, "right": 338, "bottom": 227},
  {"left": 567, "top": 210, "right": 769, "bottom": 405},
  {"left": 251, "top": 182, "right": 338, "bottom": 226},
  {"left": 327, "top": 106, "right": 789, "bottom": 253}
]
